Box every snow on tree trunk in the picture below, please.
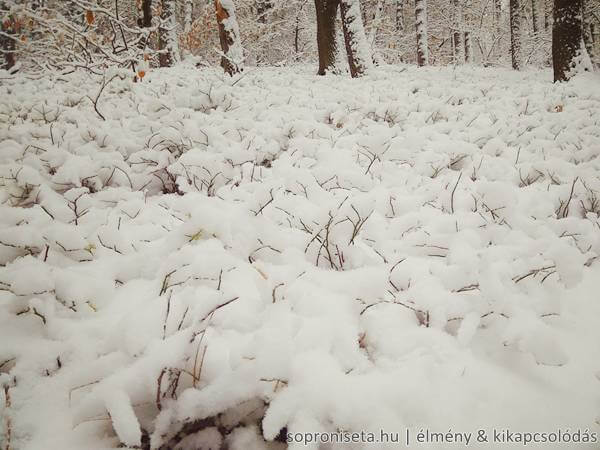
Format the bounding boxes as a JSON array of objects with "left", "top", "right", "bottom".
[
  {"left": 340, "top": 0, "right": 372, "bottom": 77},
  {"left": 510, "top": 0, "right": 522, "bottom": 70},
  {"left": 452, "top": 0, "right": 463, "bottom": 64},
  {"left": 396, "top": 0, "right": 405, "bottom": 31},
  {"left": 552, "top": 0, "right": 585, "bottom": 81},
  {"left": 1, "top": 10, "right": 16, "bottom": 71},
  {"left": 159, "top": 0, "right": 180, "bottom": 67},
  {"left": 494, "top": 0, "right": 502, "bottom": 25},
  {"left": 315, "top": 0, "right": 340, "bottom": 75},
  {"left": 582, "top": 0, "right": 596, "bottom": 65},
  {"left": 216, "top": 0, "right": 244, "bottom": 76},
  {"left": 141, "top": 0, "right": 152, "bottom": 28},
  {"left": 464, "top": 31, "right": 473, "bottom": 63},
  {"left": 544, "top": 0, "right": 551, "bottom": 30},
  {"left": 368, "top": 0, "right": 383, "bottom": 47},
  {"left": 184, "top": 0, "right": 193, "bottom": 33},
  {"left": 531, "top": 0, "right": 539, "bottom": 35},
  {"left": 415, "top": 0, "right": 428, "bottom": 67}
]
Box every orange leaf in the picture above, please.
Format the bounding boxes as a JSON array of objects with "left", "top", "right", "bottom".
[{"left": 86, "top": 10, "right": 94, "bottom": 25}]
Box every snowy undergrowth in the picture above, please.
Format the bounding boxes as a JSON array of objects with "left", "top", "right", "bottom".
[{"left": 1, "top": 64, "right": 599, "bottom": 449}]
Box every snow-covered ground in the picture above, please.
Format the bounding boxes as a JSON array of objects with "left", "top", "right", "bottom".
[{"left": 1, "top": 65, "right": 599, "bottom": 449}]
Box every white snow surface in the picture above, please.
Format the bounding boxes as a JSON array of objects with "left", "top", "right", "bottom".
[{"left": 1, "top": 64, "right": 600, "bottom": 449}]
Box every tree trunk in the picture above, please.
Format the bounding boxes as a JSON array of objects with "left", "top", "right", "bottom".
[
  {"left": 1, "top": 11, "right": 16, "bottom": 71},
  {"left": 315, "top": 0, "right": 340, "bottom": 75},
  {"left": 494, "top": 0, "right": 502, "bottom": 25},
  {"left": 142, "top": 0, "right": 152, "bottom": 28},
  {"left": 531, "top": 0, "right": 539, "bottom": 34},
  {"left": 396, "top": 0, "right": 404, "bottom": 31},
  {"left": 582, "top": 0, "right": 595, "bottom": 65},
  {"left": 510, "top": 0, "right": 522, "bottom": 70},
  {"left": 216, "top": 0, "right": 243, "bottom": 75},
  {"left": 340, "top": 0, "right": 372, "bottom": 77},
  {"left": 452, "top": 0, "right": 463, "bottom": 64},
  {"left": 552, "top": 0, "right": 583, "bottom": 81},
  {"left": 544, "top": 0, "right": 551, "bottom": 30},
  {"left": 159, "top": 0, "right": 179, "bottom": 67},
  {"left": 464, "top": 31, "right": 473, "bottom": 63},
  {"left": 184, "top": 0, "right": 193, "bottom": 33},
  {"left": 415, "top": 0, "right": 428, "bottom": 66}
]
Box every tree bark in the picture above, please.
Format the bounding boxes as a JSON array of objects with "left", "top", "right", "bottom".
[
  {"left": 464, "top": 31, "right": 473, "bottom": 63},
  {"left": 452, "top": 0, "right": 463, "bottom": 64},
  {"left": 1, "top": 10, "right": 16, "bottom": 71},
  {"left": 315, "top": 0, "right": 340, "bottom": 75},
  {"left": 340, "top": 0, "right": 372, "bottom": 77},
  {"left": 531, "top": 0, "right": 539, "bottom": 34},
  {"left": 582, "top": 0, "right": 595, "bottom": 65},
  {"left": 415, "top": 0, "right": 428, "bottom": 66},
  {"left": 510, "top": 0, "right": 522, "bottom": 70},
  {"left": 142, "top": 0, "right": 152, "bottom": 28},
  {"left": 494, "top": 0, "right": 502, "bottom": 26},
  {"left": 552, "top": 0, "right": 583, "bottom": 81},
  {"left": 396, "top": 0, "right": 405, "bottom": 31},
  {"left": 544, "top": 0, "right": 551, "bottom": 30},
  {"left": 216, "top": 0, "right": 243, "bottom": 75},
  {"left": 159, "top": 0, "right": 179, "bottom": 67},
  {"left": 184, "top": 0, "right": 193, "bottom": 33}
]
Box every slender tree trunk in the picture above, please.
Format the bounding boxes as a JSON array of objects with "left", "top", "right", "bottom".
[
  {"left": 510, "top": 0, "right": 522, "bottom": 70},
  {"left": 582, "top": 0, "right": 595, "bottom": 64},
  {"left": 184, "top": 0, "right": 193, "bottom": 33},
  {"left": 464, "top": 31, "right": 473, "bottom": 63},
  {"left": 452, "top": 0, "right": 463, "bottom": 64},
  {"left": 1, "top": 9, "right": 16, "bottom": 71},
  {"left": 340, "top": 0, "right": 372, "bottom": 77},
  {"left": 544, "top": 0, "right": 551, "bottom": 30},
  {"left": 494, "top": 0, "right": 502, "bottom": 25},
  {"left": 159, "top": 0, "right": 179, "bottom": 67},
  {"left": 531, "top": 0, "right": 539, "bottom": 34},
  {"left": 315, "top": 0, "right": 340, "bottom": 75},
  {"left": 396, "top": 0, "right": 405, "bottom": 31},
  {"left": 368, "top": 0, "right": 384, "bottom": 46},
  {"left": 142, "top": 0, "right": 152, "bottom": 28},
  {"left": 415, "top": 0, "right": 428, "bottom": 66},
  {"left": 552, "top": 0, "right": 583, "bottom": 81},
  {"left": 216, "top": 0, "right": 244, "bottom": 75}
]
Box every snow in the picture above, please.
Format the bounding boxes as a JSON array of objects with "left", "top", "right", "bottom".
[{"left": 0, "top": 64, "right": 599, "bottom": 449}]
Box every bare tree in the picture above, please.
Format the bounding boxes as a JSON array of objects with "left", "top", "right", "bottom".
[
  {"left": 159, "top": 0, "right": 180, "bottom": 67},
  {"left": 510, "top": 0, "right": 522, "bottom": 69},
  {"left": 315, "top": 0, "right": 340, "bottom": 74},
  {"left": 396, "top": 0, "right": 405, "bottom": 31},
  {"left": 464, "top": 31, "right": 473, "bottom": 63},
  {"left": 544, "top": 0, "right": 552, "bottom": 30},
  {"left": 582, "top": 0, "right": 596, "bottom": 65},
  {"left": 184, "top": 0, "right": 193, "bottom": 33},
  {"left": 340, "top": 0, "right": 372, "bottom": 76},
  {"left": 0, "top": 4, "right": 16, "bottom": 71},
  {"left": 216, "top": 0, "right": 244, "bottom": 75},
  {"left": 415, "top": 0, "right": 428, "bottom": 66},
  {"left": 531, "top": 0, "right": 540, "bottom": 34},
  {"left": 452, "top": 0, "right": 463, "bottom": 64},
  {"left": 552, "top": 0, "right": 584, "bottom": 81}
]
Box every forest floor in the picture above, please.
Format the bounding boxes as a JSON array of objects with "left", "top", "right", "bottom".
[{"left": 1, "top": 64, "right": 600, "bottom": 449}]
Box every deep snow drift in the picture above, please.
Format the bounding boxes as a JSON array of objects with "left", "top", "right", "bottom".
[{"left": 1, "top": 64, "right": 599, "bottom": 449}]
